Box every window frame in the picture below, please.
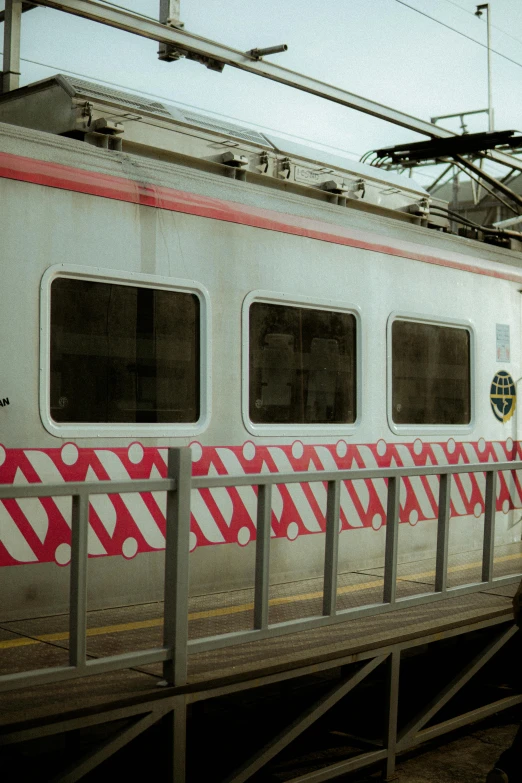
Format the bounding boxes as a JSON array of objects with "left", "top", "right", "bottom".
[
  {"left": 40, "top": 264, "right": 211, "bottom": 438},
  {"left": 242, "top": 290, "right": 361, "bottom": 436},
  {"left": 386, "top": 311, "right": 475, "bottom": 435}
]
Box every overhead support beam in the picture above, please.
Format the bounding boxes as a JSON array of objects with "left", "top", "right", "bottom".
[
  {"left": 485, "top": 149, "right": 522, "bottom": 174},
  {"left": 158, "top": 0, "right": 184, "bottom": 63},
  {"left": 0, "top": 1, "right": 36, "bottom": 24},
  {"left": 28, "top": 0, "right": 455, "bottom": 139}
]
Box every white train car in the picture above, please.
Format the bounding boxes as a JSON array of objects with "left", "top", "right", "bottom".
[{"left": 0, "top": 75, "right": 521, "bottom": 621}]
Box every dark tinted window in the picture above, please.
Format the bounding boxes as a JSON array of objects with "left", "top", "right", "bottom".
[
  {"left": 249, "top": 302, "right": 356, "bottom": 424},
  {"left": 392, "top": 320, "right": 470, "bottom": 425},
  {"left": 50, "top": 278, "right": 200, "bottom": 423}
]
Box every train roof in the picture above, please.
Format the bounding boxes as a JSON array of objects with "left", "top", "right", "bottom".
[{"left": 0, "top": 74, "right": 438, "bottom": 220}]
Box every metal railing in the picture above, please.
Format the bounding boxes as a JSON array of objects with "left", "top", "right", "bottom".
[{"left": 0, "top": 448, "right": 521, "bottom": 692}]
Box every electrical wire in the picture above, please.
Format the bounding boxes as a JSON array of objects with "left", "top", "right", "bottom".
[
  {"left": 94, "top": 1, "right": 157, "bottom": 23},
  {"left": 437, "top": 0, "right": 522, "bottom": 49},
  {"left": 430, "top": 205, "right": 522, "bottom": 239},
  {"left": 53, "top": 0, "right": 522, "bottom": 58},
  {"left": 376, "top": 155, "right": 394, "bottom": 168},
  {"left": 393, "top": 0, "right": 522, "bottom": 70},
  {"left": 429, "top": 205, "right": 508, "bottom": 233},
  {"left": 431, "top": 205, "right": 486, "bottom": 226},
  {"left": 437, "top": 0, "right": 477, "bottom": 14}
]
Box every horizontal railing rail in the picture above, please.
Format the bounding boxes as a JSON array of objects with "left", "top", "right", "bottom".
[
  {"left": 0, "top": 448, "right": 521, "bottom": 692},
  {"left": 0, "top": 479, "right": 176, "bottom": 499},
  {"left": 191, "top": 460, "right": 522, "bottom": 486}
]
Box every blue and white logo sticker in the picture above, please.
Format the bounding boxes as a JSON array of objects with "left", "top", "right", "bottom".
[{"left": 490, "top": 371, "right": 516, "bottom": 423}]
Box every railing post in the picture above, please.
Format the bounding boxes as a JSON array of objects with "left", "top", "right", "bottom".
[
  {"left": 69, "top": 491, "right": 89, "bottom": 668},
  {"left": 163, "top": 447, "right": 192, "bottom": 687},
  {"left": 323, "top": 479, "right": 341, "bottom": 616},
  {"left": 482, "top": 470, "right": 498, "bottom": 583},
  {"left": 254, "top": 483, "right": 272, "bottom": 630},
  {"left": 383, "top": 477, "right": 400, "bottom": 605},
  {"left": 435, "top": 474, "right": 451, "bottom": 593}
]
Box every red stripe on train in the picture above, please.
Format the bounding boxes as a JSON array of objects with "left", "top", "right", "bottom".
[{"left": 0, "top": 150, "right": 521, "bottom": 284}]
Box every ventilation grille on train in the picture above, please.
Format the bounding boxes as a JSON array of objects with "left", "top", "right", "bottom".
[
  {"left": 180, "top": 111, "right": 268, "bottom": 145},
  {"left": 58, "top": 75, "right": 173, "bottom": 118}
]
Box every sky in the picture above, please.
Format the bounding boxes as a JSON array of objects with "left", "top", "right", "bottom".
[{"left": 2, "top": 0, "right": 522, "bottom": 185}]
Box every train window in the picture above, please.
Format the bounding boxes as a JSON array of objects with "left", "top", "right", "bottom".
[
  {"left": 50, "top": 278, "right": 200, "bottom": 423},
  {"left": 249, "top": 302, "right": 356, "bottom": 424},
  {"left": 391, "top": 319, "right": 470, "bottom": 425}
]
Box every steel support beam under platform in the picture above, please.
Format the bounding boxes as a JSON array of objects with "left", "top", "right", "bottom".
[{"left": 1, "top": 614, "right": 520, "bottom": 782}]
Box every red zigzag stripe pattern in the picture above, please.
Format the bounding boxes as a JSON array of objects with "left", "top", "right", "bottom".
[{"left": 0, "top": 439, "right": 520, "bottom": 566}]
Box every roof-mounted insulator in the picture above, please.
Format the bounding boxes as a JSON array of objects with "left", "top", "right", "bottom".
[
  {"left": 91, "top": 118, "right": 124, "bottom": 135},
  {"left": 322, "top": 179, "right": 349, "bottom": 194},
  {"left": 278, "top": 158, "right": 291, "bottom": 179},
  {"left": 349, "top": 179, "right": 366, "bottom": 199},
  {"left": 407, "top": 198, "right": 430, "bottom": 217},
  {"left": 255, "top": 152, "right": 269, "bottom": 174},
  {"left": 221, "top": 151, "right": 248, "bottom": 167}
]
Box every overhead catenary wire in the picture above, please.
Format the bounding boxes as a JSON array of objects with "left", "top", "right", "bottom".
[
  {"left": 394, "top": 0, "right": 522, "bottom": 71},
  {"left": 96, "top": 0, "right": 157, "bottom": 23},
  {"left": 51, "top": 0, "right": 522, "bottom": 71},
  {"left": 3, "top": 2, "right": 522, "bottom": 178},
  {"left": 437, "top": 0, "right": 522, "bottom": 49},
  {"left": 21, "top": 0, "right": 522, "bottom": 58}
]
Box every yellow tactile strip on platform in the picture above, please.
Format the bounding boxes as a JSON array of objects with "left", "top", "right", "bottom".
[
  {"left": 1, "top": 547, "right": 520, "bottom": 661},
  {"left": 0, "top": 571, "right": 428, "bottom": 657},
  {"left": 0, "top": 543, "right": 520, "bottom": 700},
  {"left": 358, "top": 547, "right": 522, "bottom": 588}
]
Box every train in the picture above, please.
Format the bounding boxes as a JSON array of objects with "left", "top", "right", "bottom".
[{"left": 1, "top": 73, "right": 521, "bottom": 622}]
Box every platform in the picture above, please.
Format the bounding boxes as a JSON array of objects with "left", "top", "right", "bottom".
[{"left": 0, "top": 545, "right": 521, "bottom": 782}]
